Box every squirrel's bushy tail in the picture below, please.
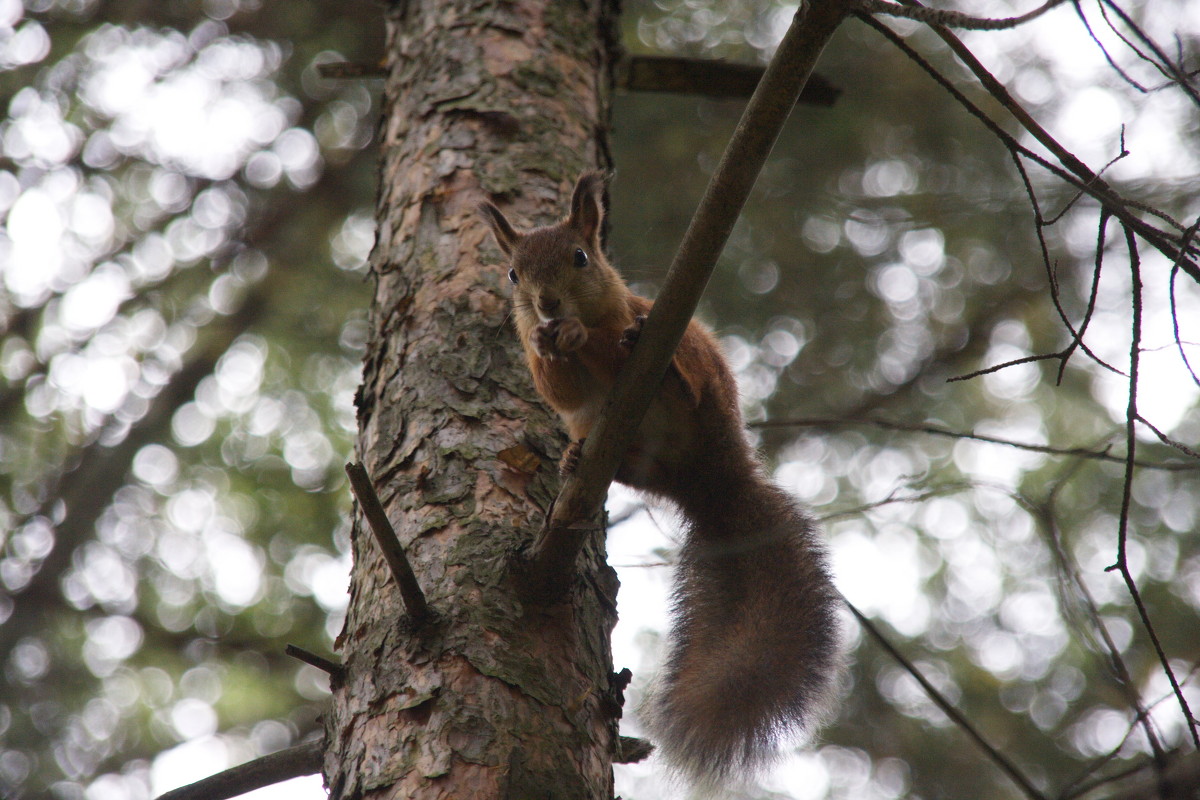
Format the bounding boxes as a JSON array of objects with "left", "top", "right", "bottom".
[{"left": 642, "top": 475, "right": 841, "bottom": 790}]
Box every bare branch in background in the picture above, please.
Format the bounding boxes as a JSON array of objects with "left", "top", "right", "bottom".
[
  {"left": 1170, "top": 218, "right": 1200, "bottom": 388},
  {"left": 856, "top": 0, "right": 1066, "bottom": 30},
  {"left": 845, "top": 597, "right": 1048, "bottom": 800},
  {"left": 861, "top": 6, "right": 1200, "bottom": 280},
  {"left": 751, "top": 416, "right": 1197, "bottom": 470},
  {"left": 616, "top": 55, "right": 841, "bottom": 106},
  {"left": 1136, "top": 415, "right": 1200, "bottom": 461},
  {"left": 1102, "top": 227, "right": 1200, "bottom": 749},
  {"left": 1021, "top": 463, "right": 1167, "bottom": 785},
  {"left": 319, "top": 54, "right": 843, "bottom": 106}
]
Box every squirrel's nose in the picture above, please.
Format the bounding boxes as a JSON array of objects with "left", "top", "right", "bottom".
[{"left": 537, "top": 296, "right": 561, "bottom": 316}]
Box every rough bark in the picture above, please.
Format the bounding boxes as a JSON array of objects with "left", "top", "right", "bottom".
[{"left": 324, "top": 2, "right": 621, "bottom": 799}]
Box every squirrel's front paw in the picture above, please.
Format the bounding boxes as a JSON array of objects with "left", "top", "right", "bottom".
[
  {"left": 532, "top": 321, "right": 560, "bottom": 360},
  {"left": 559, "top": 439, "right": 585, "bottom": 477},
  {"left": 620, "top": 315, "right": 646, "bottom": 350},
  {"left": 534, "top": 318, "right": 586, "bottom": 359},
  {"left": 555, "top": 317, "right": 587, "bottom": 353}
]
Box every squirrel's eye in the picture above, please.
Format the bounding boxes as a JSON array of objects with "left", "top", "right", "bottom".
[
  {"left": 508, "top": 268, "right": 518, "bottom": 284},
  {"left": 574, "top": 248, "right": 588, "bottom": 268}
]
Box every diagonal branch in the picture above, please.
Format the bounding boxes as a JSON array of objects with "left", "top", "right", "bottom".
[
  {"left": 1072, "top": 2, "right": 1150, "bottom": 94},
  {"left": 1082, "top": 750, "right": 1200, "bottom": 800},
  {"left": 1136, "top": 414, "right": 1200, "bottom": 461},
  {"left": 286, "top": 643, "right": 342, "bottom": 677},
  {"left": 845, "top": 598, "right": 1047, "bottom": 800},
  {"left": 518, "top": 0, "right": 851, "bottom": 599},
  {"left": 154, "top": 739, "right": 323, "bottom": 800}
]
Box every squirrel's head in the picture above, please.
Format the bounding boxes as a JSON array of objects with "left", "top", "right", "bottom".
[{"left": 479, "top": 172, "right": 624, "bottom": 328}]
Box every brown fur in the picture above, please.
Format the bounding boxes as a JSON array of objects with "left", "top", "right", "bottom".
[{"left": 480, "top": 173, "right": 841, "bottom": 789}]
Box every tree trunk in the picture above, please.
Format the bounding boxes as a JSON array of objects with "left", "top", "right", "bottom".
[{"left": 324, "top": 2, "right": 622, "bottom": 799}]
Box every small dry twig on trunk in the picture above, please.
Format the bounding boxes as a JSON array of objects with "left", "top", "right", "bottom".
[{"left": 345, "top": 461, "right": 429, "bottom": 623}]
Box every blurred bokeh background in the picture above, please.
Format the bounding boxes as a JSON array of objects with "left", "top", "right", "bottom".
[{"left": 1, "top": 1, "right": 1197, "bottom": 798}]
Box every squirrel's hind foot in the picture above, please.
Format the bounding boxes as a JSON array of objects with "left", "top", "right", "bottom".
[{"left": 559, "top": 439, "right": 584, "bottom": 477}]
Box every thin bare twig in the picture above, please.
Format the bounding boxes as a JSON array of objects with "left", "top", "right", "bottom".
[
  {"left": 750, "top": 416, "right": 1198, "bottom": 470},
  {"left": 1061, "top": 756, "right": 1151, "bottom": 800},
  {"left": 1135, "top": 415, "right": 1200, "bottom": 461},
  {"left": 1095, "top": 1, "right": 1165, "bottom": 84},
  {"left": 911, "top": 0, "right": 1189, "bottom": 238},
  {"left": 1041, "top": 135, "right": 1130, "bottom": 227},
  {"left": 1057, "top": 668, "right": 1200, "bottom": 800},
  {"left": 959, "top": 185, "right": 1117, "bottom": 389},
  {"left": 939, "top": 185, "right": 1123, "bottom": 384},
  {"left": 867, "top": 5, "right": 1200, "bottom": 282},
  {"left": 285, "top": 644, "right": 341, "bottom": 676},
  {"left": 1053, "top": 208, "right": 1114, "bottom": 383},
  {"left": 845, "top": 598, "right": 1048, "bottom": 800},
  {"left": 1084, "top": 751, "right": 1200, "bottom": 800},
  {"left": 948, "top": 350, "right": 1119, "bottom": 384},
  {"left": 1142, "top": 340, "right": 1200, "bottom": 353},
  {"left": 856, "top": 0, "right": 1066, "bottom": 30},
  {"left": 345, "top": 461, "right": 429, "bottom": 622},
  {"left": 1097, "top": 0, "right": 1200, "bottom": 109},
  {"left": 819, "top": 482, "right": 976, "bottom": 522},
  {"left": 1073, "top": 2, "right": 1150, "bottom": 94},
  {"left": 1169, "top": 218, "right": 1200, "bottom": 388},
  {"left": 1018, "top": 467, "right": 1167, "bottom": 790},
  {"left": 1102, "top": 227, "right": 1200, "bottom": 750}
]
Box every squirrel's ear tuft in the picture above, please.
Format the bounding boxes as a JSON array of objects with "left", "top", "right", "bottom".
[
  {"left": 568, "top": 171, "right": 606, "bottom": 244},
  {"left": 479, "top": 201, "right": 522, "bottom": 257}
]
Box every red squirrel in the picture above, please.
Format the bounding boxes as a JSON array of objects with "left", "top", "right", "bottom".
[{"left": 481, "top": 173, "right": 841, "bottom": 789}]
